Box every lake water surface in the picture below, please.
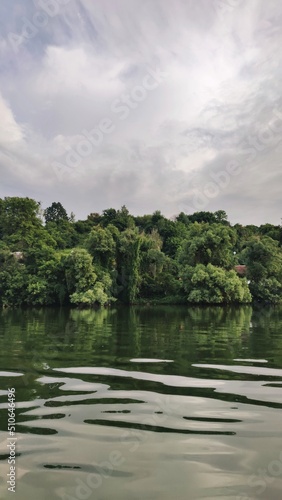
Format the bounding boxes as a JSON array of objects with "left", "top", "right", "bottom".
[{"left": 1, "top": 305, "right": 282, "bottom": 500}]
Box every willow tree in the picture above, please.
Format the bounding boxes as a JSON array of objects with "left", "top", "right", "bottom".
[
  {"left": 85, "top": 226, "right": 116, "bottom": 269},
  {"left": 117, "top": 228, "right": 143, "bottom": 303},
  {"left": 181, "top": 264, "right": 252, "bottom": 304},
  {"left": 63, "top": 248, "right": 111, "bottom": 306}
]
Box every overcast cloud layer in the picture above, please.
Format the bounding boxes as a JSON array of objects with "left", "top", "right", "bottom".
[{"left": 0, "top": 0, "right": 281, "bottom": 224}]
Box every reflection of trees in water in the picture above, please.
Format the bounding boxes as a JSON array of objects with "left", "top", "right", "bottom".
[
  {"left": 1, "top": 305, "right": 282, "bottom": 376},
  {"left": 121, "top": 306, "right": 253, "bottom": 365},
  {"left": 182, "top": 306, "right": 253, "bottom": 363},
  {"left": 250, "top": 305, "right": 282, "bottom": 366},
  {"left": 0, "top": 305, "right": 259, "bottom": 359},
  {"left": 1, "top": 305, "right": 282, "bottom": 428}
]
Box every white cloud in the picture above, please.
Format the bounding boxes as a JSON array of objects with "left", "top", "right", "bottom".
[
  {"left": 0, "top": 93, "right": 24, "bottom": 145},
  {"left": 0, "top": 0, "right": 282, "bottom": 224},
  {"left": 36, "top": 45, "right": 125, "bottom": 98}
]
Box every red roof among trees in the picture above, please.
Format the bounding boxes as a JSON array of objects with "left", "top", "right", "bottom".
[{"left": 234, "top": 265, "right": 247, "bottom": 275}]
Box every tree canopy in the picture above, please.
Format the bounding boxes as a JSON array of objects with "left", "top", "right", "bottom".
[{"left": 1, "top": 197, "right": 282, "bottom": 307}]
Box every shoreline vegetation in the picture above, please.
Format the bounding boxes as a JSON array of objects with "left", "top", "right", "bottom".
[{"left": 1, "top": 197, "right": 282, "bottom": 308}]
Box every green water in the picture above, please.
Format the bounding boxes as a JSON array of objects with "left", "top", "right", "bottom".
[{"left": 1, "top": 305, "right": 282, "bottom": 500}]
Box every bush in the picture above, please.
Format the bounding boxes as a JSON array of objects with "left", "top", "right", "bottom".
[{"left": 181, "top": 264, "right": 252, "bottom": 304}]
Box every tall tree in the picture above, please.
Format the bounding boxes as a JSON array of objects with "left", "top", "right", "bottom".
[
  {"left": 44, "top": 202, "right": 69, "bottom": 224},
  {"left": 86, "top": 226, "right": 116, "bottom": 269},
  {"left": 0, "top": 197, "right": 54, "bottom": 251},
  {"left": 178, "top": 223, "right": 237, "bottom": 269},
  {"left": 116, "top": 228, "right": 143, "bottom": 302},
  {"left": 240, "top": 236, "right": 282, "bottom": 302}
]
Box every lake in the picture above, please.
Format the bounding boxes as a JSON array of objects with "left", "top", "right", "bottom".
[{"left": 1, "top": 305, "right": 282, "bottom": 500}]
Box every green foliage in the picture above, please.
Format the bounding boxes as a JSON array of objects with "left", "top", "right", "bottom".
[
  {"left": 134, "top": 214, "right": 155, "bottom": 232},
  {"left": 0, "top": 247, "right": 29, "bottom": 306},
  {"left": 239, "top": 237, "right": 282, "bottom": 302},
  {"left": 234, "top": 224, "right": 259, "bottom": 251},
  {"left": 178, "top": 223, "right": 236, "bottom": 269},
  {"left": 0, "top": 197, "right": 41, "bottom": 235},
  {"left": 181, "top": 264, "right": 252, "bottom": 304},
  {"left": 117, "top": 228, "right": 143, "bottom": 303},
  {"left": 1, "top": 197, "right": 282, "bottom": 307},
  {"left": 140, "top": 256, "right": 182, "bottom": 299},
  {"left": 63, "top": 248, "right": 97, "bottom": 295},
  {"left": 70, "top": 283, "right": 110, "bottom": 307},
  {"left": 85, "top": 226, "right": 116, "bottom": 268},
  {"left": 241, "top": 237, "right": 282, "bottom": 277},
  {"left": 177, "top": 210, "right": 229, "bottom": 225},
  {"left": 135, "top": 212, "right": 189, "bottom": 258},
  {"left": 26, "top": 276, "right": 50, "bottom": 306},
  {"left": 62, "top": 248, "right": 114, "bottom": 306},
  {"left": 249, "top": 277, "right": 282, "bottom": 303},
  {"left": 44, "top": 202, "right": 69, "bottom": 224},
  {"left": 0, "top": 197, "right": 54, "bottom": 251},
  {"left": 43, "top": 202, "right": 77, "bottom": 249},
  {"left": 258, "top": 224, "right": 281, "bottom": 242},
  {"left": 45, "top": 221, "right": 78, "bottom": 249},
  {"left": 101, "top": 206, "right": 135, "bottom": 231}
]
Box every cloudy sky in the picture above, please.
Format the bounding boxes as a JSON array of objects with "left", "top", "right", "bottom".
[{"left": 0, "top": 0, "right": 281, "bottom": 224}]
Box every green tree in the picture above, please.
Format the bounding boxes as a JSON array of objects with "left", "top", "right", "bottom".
[
  {"left": 64, "top": 248, "right": 97, "bottom": 295},
  {"left": 0, "top": 251, "right": 28, "bottom": 306},
  {"left": 63, "top": 248, "right": 113, "bottom": 306},
  {"left": 0, "top": 197, "right": 41, "bottom": 235},
  {"left": 178, "top": 210, "right": 229, "bottom": 225},
  {"left": 181, "top": 264, "right": 252, "bottom": 304},
  {"left": 0, "top": 197, "right": 54, "bottom": 251},
  {"left": 234, "top": 224, "right": 259, "bottom": 252},
  {"left": 45, "top": 220, "right": 78, "bottom": 249},
  {"left": 116, "top": 228, "right": 143, "bottom": 303},
  {"left": 178, "top": 223, "right": 236, "bottom": 269},
  {"left": 24, "top": 247, "right": 67, "bottom": 305},
  {"left": 101, "top": 206, "right": 134, "bottom": 231},
  {"left": 44, "top": 202, "right": 69, "bottom": 224},
  {"left": 44, "top": 202, "right": 78, "bottom": 249},
  {"left": 240, "top": 236, "right": 282, "bottom": 302},
  {"left": 258, "top": 224, "right": 280, "bottom": 243},
  {"left": 85, "top": 226, "right": 116, "bottom": 269}
]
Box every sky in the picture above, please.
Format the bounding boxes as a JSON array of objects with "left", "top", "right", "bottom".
[{"left": 0, "top": 0, "right": 282, "bottom": 225}]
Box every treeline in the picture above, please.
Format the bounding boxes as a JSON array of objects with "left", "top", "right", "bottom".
[{"left": 0, "top": 197, "right": 282, "bottom": 307}]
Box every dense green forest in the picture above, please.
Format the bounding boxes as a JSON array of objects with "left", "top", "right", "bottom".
[{"left": 0, "top": 197, "right": 282, "bottom": 307}]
